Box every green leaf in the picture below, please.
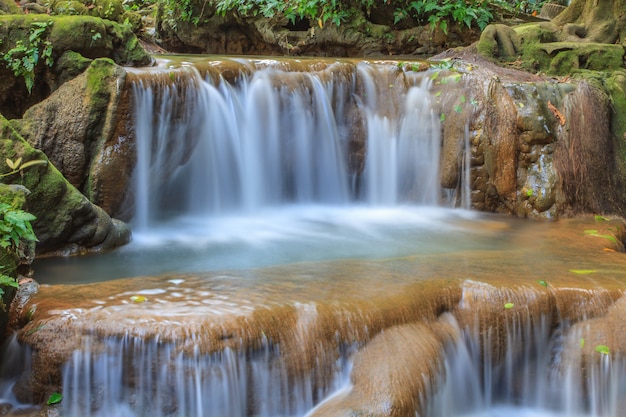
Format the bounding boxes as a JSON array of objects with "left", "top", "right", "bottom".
[
  {"left": 595, "top": 345, "right": 610, "bottom": 355},
  {"left": 580, "top": 338, "right": 585, "bottom": 348},
  {"left": 131, "top": 295, "right": 147, "bottom": 303},
  {"left": 440, "top": 113, "right": 446, "bottom": 122},
  {"left": 18, "top": 159, "right": 47, "bottom": 170},
  {"left": 594, "top": 215, "right": 609, "bottom": 221},
  {"left": 537, "top": 280, "right": 548, "bottom": 287},
  {"left": 504, "top": 302, "right": 514, "bottom": 309},
  {"left": 47, "top": 392, "right": 62, "bottom": 405},
  {"left": 25, "top": 324, "right": 45, "bottom": 336},
  {"left": 584, "top": 229, "right": 599, "bottom": 235},
  {"left": 439, "top": 20, "right": 448, "bottom": 35},
  {"left": 454, "top": 105, "right": 463, "bottom": 113},
  {"left": 0, "top": 274, "right": 18, "bottom": 288},
  {"left": 569, "top": 269, "right": 596, "bottom": 275}
]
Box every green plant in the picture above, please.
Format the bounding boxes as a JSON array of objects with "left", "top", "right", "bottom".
[
  {"left": 90, "top": 30, "right": 103, "bottom": 47},
  {"left": 394, "top": 0, "right": 493, "bottom": 34},
  {"left": 0, "top": 202, "right": 36, "bottom": 309},
  {"left": 0, "top": 203, "right": 37, "bottom": 252},
  {"left": 0, "top": 157, "right": 45, "bottom": 308},
  {"left": 1, "top": 20, "right": 54, "bottom": 94},
  {"left": 0, "top": 157, "right": 47, "bottom": 180}
]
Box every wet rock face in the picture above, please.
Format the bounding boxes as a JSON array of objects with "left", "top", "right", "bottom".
[{"left": 432, "top": 53, "right": 624, "bottom": 218}]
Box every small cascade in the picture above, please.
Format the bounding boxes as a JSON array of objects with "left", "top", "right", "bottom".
[
  {"left": 429, "top": 282, "right": 626, "bottom": 417},
  {"left": 130, "top": 59, "right": 444, "bottom": 232},
  {"left": 58, "top": 331, "right": 355, "bottom": 417},
  {"left": 0, "top": 335, "right": 35, "bottom": 410}
]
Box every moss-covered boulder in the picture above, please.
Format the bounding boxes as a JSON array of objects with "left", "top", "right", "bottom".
[
  {"left": 17, "top": 58, "right": 135, "bottom": 218},
  {"left": 19, "top": 58, "right": 124, "bottom": 188},
  {"left": 0, "top": 0, "right": 21, "bottom": 15},
  {"left": 0, "top": 14, "right": 152, "bottom": 118},
  {"left": 476, "top": 0, "right": 626, "bottom": 75},
  {"left": 0, "top": 114, "right": 131, "bottom": 256}
]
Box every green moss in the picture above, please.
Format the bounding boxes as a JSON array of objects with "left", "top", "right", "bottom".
[
  {"left": 0, "top": 0, "right": 21, "bottom": 15},
  {"left": 513, "top": 22, "right": 558, "bottom": 45},
  {"left": 121, "top": 10, "right": 143, "bottom": 32},
  {"left": 89, "top": 0, "right": 124, "bottom": 22},
  {"left": 519, "top": 42, "right": 552, "bottom": 73},
  {"left": 0, "top": 114, "right": 79, "bottom": 247},
  {"left": 85, "top": 58, "right": 117, "bottom": 137},
  {"left": 603, "top": 71, "right": 626, "bottom": 158},
  {"left": 477, "top": 24, "right": 520, "bottom": 61},
  {"left": 53, "top": 50, "right": 93, "bottom": 87},
  {"left": 49, "top": 1, "right": 88, "bottom": 16},
  {"left": 511, "top": 40, "right": 626, "bottom": 76}
]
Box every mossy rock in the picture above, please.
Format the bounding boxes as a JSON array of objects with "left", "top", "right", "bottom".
[
  {"left": 120, "top": 10, "right": 143, "bottom": 32},
  {"left": 52, "top": 50, "right": 93, "bottom": 89},
  {"left": 535, "top": 42, "right": 624, "bottom": 75},
  {"left": 88, "top": 0, "right": 124, "bottom": 22},
  {"left": 48, "top": 1, "right": 88, "bottom": 16},
  {"left": 0, "top": 0, "right": 20, "bottom": 14},
  {"left": 476, "top": 24, "right": 521, "bottom": 61},
  {"left": 0, "top": 14, "right": 151, "bottom": 117},
  {"left": 513, "top": 22, "right": 560, "bottom": 45},
  {"left": 0, "top": 114, "right": 131, "bottom": 255}
]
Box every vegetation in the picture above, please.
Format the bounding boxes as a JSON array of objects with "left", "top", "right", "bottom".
[
  {"left": 1, "top": 20, "right": 54, "bottom": 93},
  {"left": 153, "top": 0, "right": 553, "bottom": 31},
  {"left": 0, "top": 157, "right": 46, "bottom": 310}
]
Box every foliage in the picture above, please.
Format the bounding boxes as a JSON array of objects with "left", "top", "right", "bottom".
[
  {"left": 156, "top": 0, "right": 520, "bottom": 31},
  {"left": 393, "top": 0, "right": 494, "bottom": 34},
  {"left": 1, "top": 20, "right": 54, "bottom": 94},
  {"left": 47, "top": 392, "right": 63, "bottom": 405},
  {"left": 0, "top": 158, "right": 44, "bottom": 308},
  {"left": 0, "top": 200, "right": 36, "bottom": 308},
  {"left": 0, "top": 203, "right": 37, "bottom": 252}
]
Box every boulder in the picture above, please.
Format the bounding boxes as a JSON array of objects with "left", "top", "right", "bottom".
[
  {"left": 0, "top": 114, "right": 131, "bottom": 256},
  {"left": 0, "top": 14, "right": 152, "bottom": 118},
  {"left": 19, "top": 58, "right": 134, "bottom": 217}
]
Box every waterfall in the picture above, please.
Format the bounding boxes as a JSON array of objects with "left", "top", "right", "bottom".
[
  {"left": 58, "top": 330, "right": 355, "bottom": 417},
  {"left": 130, "top": 60, "right": 443, "bottom": 231}
]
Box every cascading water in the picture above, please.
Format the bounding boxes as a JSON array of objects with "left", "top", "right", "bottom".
[
  {"left": 132, "top": 59, "right": 442, "bottom": 228},
  {"left": 8, "top": 57, "right": 626, "bottom": 417}
]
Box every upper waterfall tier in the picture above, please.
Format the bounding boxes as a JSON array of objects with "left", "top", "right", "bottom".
[{"left": 128, "top": 57, "right": 447, "bottom": 230}]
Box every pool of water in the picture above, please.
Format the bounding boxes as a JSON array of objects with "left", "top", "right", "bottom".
[{"left": 34, "top": 206, "right": 522, "bottom": 284}]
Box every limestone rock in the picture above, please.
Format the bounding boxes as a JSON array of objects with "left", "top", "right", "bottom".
[{"left": 19, "top": 58, "right": 133, "bottom": 217}]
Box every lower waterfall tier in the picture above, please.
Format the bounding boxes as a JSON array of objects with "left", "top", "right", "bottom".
[{"left": 2, "top": 216, "right": 625, "bottom": 416}]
